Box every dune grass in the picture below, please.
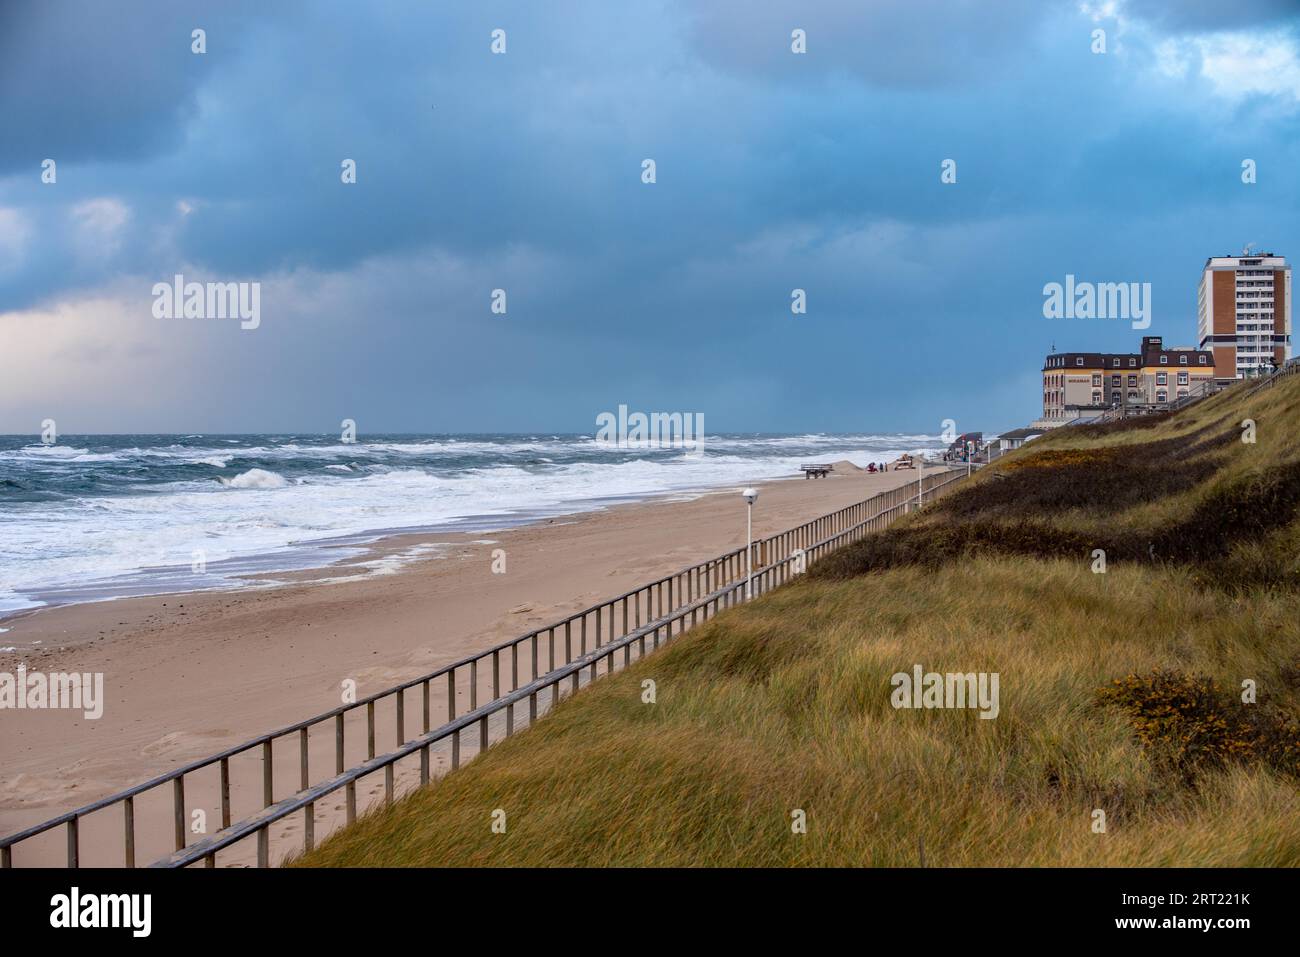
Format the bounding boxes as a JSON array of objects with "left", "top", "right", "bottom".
[
  {"left": 296, "top": 377, "right": 1300, "bottom": 867},
  {"left": 814, "top": 376, "right": 1300, "bottom": 590}
]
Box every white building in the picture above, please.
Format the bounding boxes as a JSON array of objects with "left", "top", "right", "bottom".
[{"left": 1197, "top": 251, "right": 1291, "bottom": 379}]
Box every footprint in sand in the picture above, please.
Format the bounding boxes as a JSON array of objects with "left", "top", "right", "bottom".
[
  {"left": 0, "top": 772, "right": 114, "bottom": 809},
  {"left": 353, "top": 665, "right": 405, "bottom": 686},
  {"left": 141, "top": 729, "right": 233, "bottom": 759},
  {"left": 402, "top": 647, "right": 443, "bottom": 669}
]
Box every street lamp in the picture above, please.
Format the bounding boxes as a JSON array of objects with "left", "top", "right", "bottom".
[
  {"left": 914, "top": 450, "right": 925, "bottom": 509},
  {"left": 742, "top": 487, "right": 758, "bottom": 599}
]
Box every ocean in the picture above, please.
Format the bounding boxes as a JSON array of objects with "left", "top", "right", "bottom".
[{"left": 0, "top": 432, "right": 945, "bottom": 618}]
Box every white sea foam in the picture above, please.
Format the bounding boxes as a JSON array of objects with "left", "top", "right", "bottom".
[
  {"left": 0, "top": 445, "right": 97, "bottom": 461},
  {"left": 219, "top": 468, "right": 287, "bottom": 489},
  {"left": 0, "top": 433, "right": 942, "bottom": 614}
]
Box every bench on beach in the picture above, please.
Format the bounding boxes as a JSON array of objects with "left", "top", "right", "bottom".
[{"left": 800, "top": 463, "right": 834, "bottom": 479}]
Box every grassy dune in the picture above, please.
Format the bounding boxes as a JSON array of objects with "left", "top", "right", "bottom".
[{"left": 297, "top": 377, "right": 1300, "bottom": 867}]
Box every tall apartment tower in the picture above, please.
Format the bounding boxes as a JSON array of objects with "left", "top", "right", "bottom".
[{"left": 1197, "top": 251, "right": 1291, "bottom": 379}]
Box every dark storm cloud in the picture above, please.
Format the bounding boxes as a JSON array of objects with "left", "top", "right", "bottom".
[
  {"left": 1, "top": 0, "right": 1298, "bottom": 433},
  {"left": 0, "top": 0, "right": 288, "bottom": 173}
]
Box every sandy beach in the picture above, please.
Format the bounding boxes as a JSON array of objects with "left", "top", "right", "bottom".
[{"left": 0, "top": 462, "right": 940, "bottom": 865}]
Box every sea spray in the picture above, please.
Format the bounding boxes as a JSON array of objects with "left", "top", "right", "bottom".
[{"left": 219, "top": 468, "right": 288, "bottom": 489}]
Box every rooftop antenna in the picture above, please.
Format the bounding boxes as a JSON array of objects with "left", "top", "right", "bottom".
[{"left": 1242, "top": 242, "right": 1255, "bottom": 256}]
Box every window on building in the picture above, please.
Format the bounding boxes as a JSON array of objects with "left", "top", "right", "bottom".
[
  {"left": 1160, "top": 356, "right": 1168, "bottom": 364},
  {"left": 1128, "top": 374, "right": 1137, "bottom": 387},
  {"left": 1156, "top": 391, "right": 1167, "bottom": 402},
  {"left": 1076, "top": 357, "right": 1084, "bottom": 366},
  {"left": 1178, "top": 372, "right": 1188, "bottom": 385},
  {"left": 1092, "top": 374, "right": 1101, "bottom": 387},
  {"left": 1129, "top": 358, "right": 1136, "bottom": 367},
  {"left": 1179, "top": 355, "right": 1188, "bottom": 364},
  {"left": 1199, "top": 356, "right": 1207, "bottom": 364},
  {"left": 1156, "top": 372, "right": 1166, "bottom": 385}
]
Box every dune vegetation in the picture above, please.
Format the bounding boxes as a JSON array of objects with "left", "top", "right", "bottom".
[{"left": 296, "top": 375, "right": 1300, "bottom": 867}]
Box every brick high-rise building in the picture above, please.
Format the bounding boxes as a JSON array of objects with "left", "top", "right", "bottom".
[{"left": 1197, "top": 252, "right": 1291, "bottom": 379}]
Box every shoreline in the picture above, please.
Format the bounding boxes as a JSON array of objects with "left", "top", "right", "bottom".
[
  {"left": 0, "top": 474, "right": 844, "bottom": 641},
  {"left": 0, "top": 464, "right": 918, "bottom": 631},
  {"left": 0, "top": 488, "right": 683, "bottom": 636},
  {"left": 0, "top": 462, "right": 940, "bottom": 864},
  {"left": 0, "top": 432, "right": 938, "bottom": 625},
  {"left": 0, "top": 487, "right": 753, "bottom": 629}
]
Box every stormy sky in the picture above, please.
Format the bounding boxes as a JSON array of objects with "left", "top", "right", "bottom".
[{"left": 1, "top": 0, "right": 1297, "bottom": 434}]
